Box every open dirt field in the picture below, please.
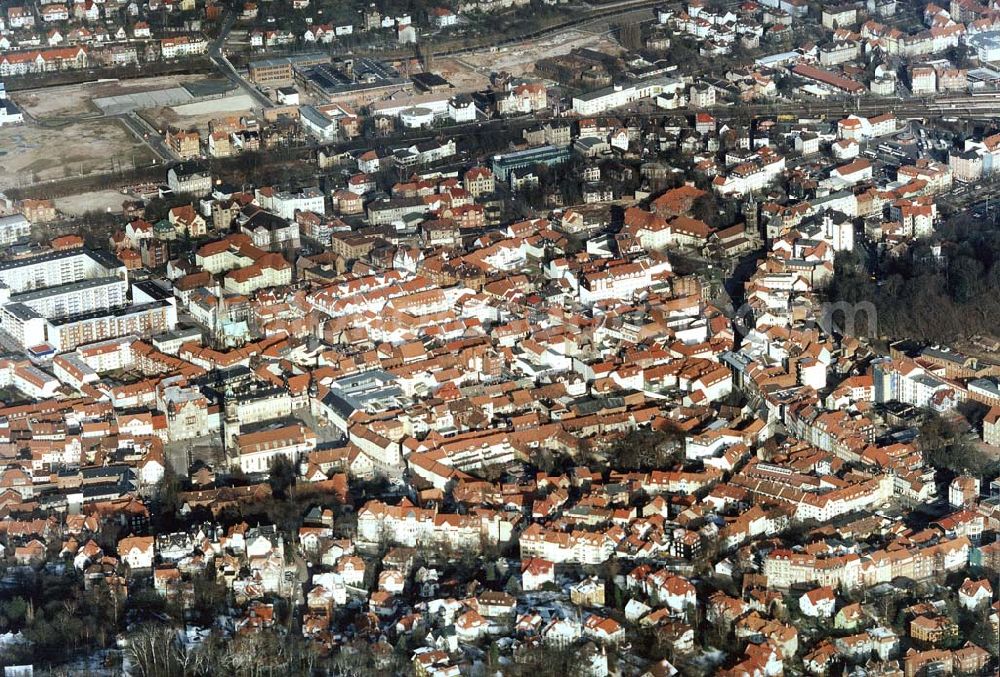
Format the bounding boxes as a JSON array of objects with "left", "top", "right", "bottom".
[
  {"left": 54, "top": 189, "right": 132, "bottom": 216},
  {"left": 429, "top": 58, "right": 491, "bottom": 92},
  {"left": 144, "top": 93, "right": 258, "bottom": 135},
  {"left": 0, "top": 120, "right": 156, "bottom": 189},
  {"left": 11, "top": 74, "right": 212, "bottom": 120},
  {"left": 462, "top": 29, "right": 622, "bottom": 77}
]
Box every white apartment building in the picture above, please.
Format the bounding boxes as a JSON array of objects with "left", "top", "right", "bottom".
[
  {"left": 830, "top": 159, "right": 873, "bottom": 187},
  {"left": 240, "top": 210, "right": 301, "bottom": 251},
  {"left": 813, "top": 212, "right": 854, "bottom": 252},
  {"left": 0, "top": 214, "right": 30, "bottom": 245},
  {"left": 258, "top": 187, "right": 326, "bottom": 221},
  {"left": 167, "top": 163, "right": 212, "bottom": 196},
  {"left": 808, "top": 191, "right": 858, "bottom": 219},
  {"left": 872, "top": 357, "right": 964, "bottom": 409},
  {"left": 222, "top": 255, "right": 293, "bottom": 294},
  {"left": 0, "top": 248, "right": 126, "bottom": 294},
  {"left": 519, "top": 524, "right": 618, "bottom": 564},
  {"left": 76, "top": 335, "right": 138, "bottom": 373},
  {"left": 52, "top": 352, "right": 98, "bottom": 391},
  {"left": 160, "top": 36, "right": 209, "bottom": 59},
  {"left": 837, "top": 113, "right": 897, "bottom": 141},
  {"left": 0, "top": 303, "right": 47, "bottom": 349},
  {"left": 150, "top": 327, "right": 201, "bottom": 355},
  {"left": 356, "top": 500, "right": 515, "bottom": 552},
  {"left": 573, "top": 77, "right": 685, "bottom": 116},
  {"left": 713, "top": 153, "right": 787, "bottom": 196},
  {"left": 448, "top": 96, "right": 476, "bottom": 122},
  {"left": 6, "top": 277, "right": 127, "bottom": 319}
]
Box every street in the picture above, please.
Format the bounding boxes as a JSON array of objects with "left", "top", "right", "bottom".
[{"left": 209, "top": 9, "right": 274, "bottom": 110}]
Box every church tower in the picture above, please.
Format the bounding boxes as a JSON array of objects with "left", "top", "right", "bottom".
[
  {"left": 743, "top": 192, "right": 760, "bottom": 245},
  {"left": 223, "top": 389, "right": 241, "bottom": 450}
]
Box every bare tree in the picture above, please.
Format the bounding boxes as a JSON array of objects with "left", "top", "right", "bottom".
[
  {"left": 125, "top": 624, "right": 184, "bottom": 677},
  {"left": 620, "top": 22, "right": 643, "bottom": 51}
]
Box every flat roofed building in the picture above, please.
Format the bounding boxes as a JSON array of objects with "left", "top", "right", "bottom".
[
  {"left": 491, "top": 145, "right": 572, "bottom": 182},
  {"left": 247, "top": 53, "right": 326, "bottom": 85},
  {"left": 45, "top": 300, "right": 176, "bottom": 352},
  {"left": 0, "top": 248, "right": 125, "bottom": 294},
  {"left": 0, "top": 214, "right": 29, "bottom": 243},
  {"left": 8, "top": 276, "right": 128, "bottom": 319}
]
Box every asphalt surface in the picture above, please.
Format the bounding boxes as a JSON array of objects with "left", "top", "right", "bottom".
[
  {"left": 210, "top": 8, "right": 274, "bottom": 110},
  {"left": 118, "top": 111, "right": 173, "bottom": 161}
]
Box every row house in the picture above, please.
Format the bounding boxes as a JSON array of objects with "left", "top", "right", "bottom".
[
  {"left": 0, "top": 46, "right": 87, "bottom": 76},
  {"left": 160, "top": 35, "right": 208, "bottom": 59},
  {"left": 519, "top": 523, "right": 623, "bottom": 564},
  {"left": 764, "top": 536, "right": 971, "bottom": 589},
  {"left": 357, "top": 499, "right": 516, "bottom": 552}
]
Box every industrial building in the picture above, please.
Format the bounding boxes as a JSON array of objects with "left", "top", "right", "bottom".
[
  {"left": 248, "top": 53, "right": 327, "bottom": 86},
  {"left": 299, "top": 57, "right": 407, "bottom": 98}
]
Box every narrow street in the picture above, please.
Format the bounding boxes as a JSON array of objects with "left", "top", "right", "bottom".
[{"left": 209, "top": 9, "right": 274, "bottom": 110}]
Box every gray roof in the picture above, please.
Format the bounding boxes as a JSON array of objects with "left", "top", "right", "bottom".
[
  {"left": 0, "top": 214, "right": 29, "bottom": 227},
  {"left": 10, "top": 276, "right": 123, "bottom": 304},
  {"left": 3, "top": 302, "right": 40, "bottom": 321},
  {"left": 300, "top": 105, "right": 334, "bottom": 129},
  {"left": 48, "top": 299, "right": 170, "bottom": 327}
]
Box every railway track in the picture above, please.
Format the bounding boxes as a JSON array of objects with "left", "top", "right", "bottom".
[{"left": 607, "top": 93, "right": 1000, "bottom": 121}]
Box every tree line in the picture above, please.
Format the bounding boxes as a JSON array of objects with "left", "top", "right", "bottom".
[{"left": 830, "top": 214, "right": 1000, "bottom": 343}]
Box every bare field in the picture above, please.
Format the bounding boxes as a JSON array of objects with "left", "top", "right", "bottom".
[
  {"left": 430, "top": 59, "right": 491, "bottom": 92},
  {"left": 0, "top": 120, "right": 156, "bottom": 189},
  {"left": 54, "top": 189, "right": 132, "bottom": 216},
  {"left": 144, "top": 93, "right": 257, "bottom": 135},
  {"left": 12, "top": 74, "right": 215, "bottom": 120},
  {"left": 462, "top": 29, "right": 622, "bottom": 77}
]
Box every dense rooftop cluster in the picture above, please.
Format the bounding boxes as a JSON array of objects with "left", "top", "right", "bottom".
[{"left": 5, "top": 0, "right": 1000, "bottom": 674}]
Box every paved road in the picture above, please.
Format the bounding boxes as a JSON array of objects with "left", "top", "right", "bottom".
[
  {"left": 940, "top": 176, "right": 1000, "bottom": 211},
  {"left": 118, "top": 111, "right": 174, "bottom": 161},
  {"left": 302, "top": 90, "right": 1000, "bottom": 157},
  {"left": 210, "top": 8, "right": 273, "bottom": 109}
]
